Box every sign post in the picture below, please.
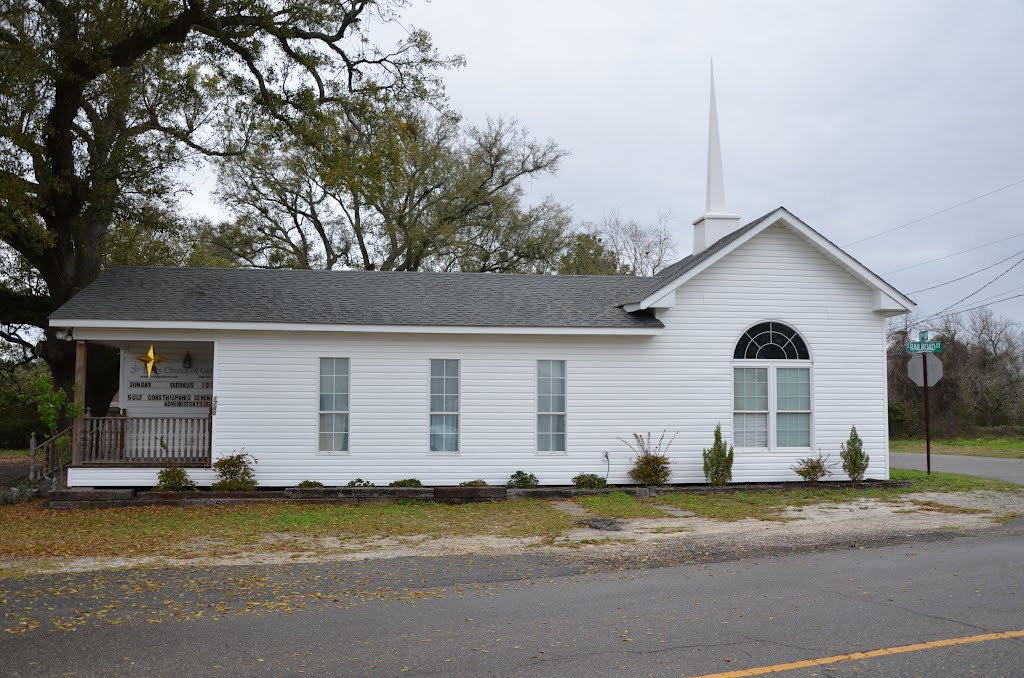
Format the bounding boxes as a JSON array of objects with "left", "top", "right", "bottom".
[
  {"left": 907, "top": 340, "right": 944, "bottom": 474},
  {"left": 922, "top": 353, "right": 931, "bottom": 475}
]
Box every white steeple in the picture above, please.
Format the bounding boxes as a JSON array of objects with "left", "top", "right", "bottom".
[{"left": 692, "top": 61, "right": 740, "bottom": 254}]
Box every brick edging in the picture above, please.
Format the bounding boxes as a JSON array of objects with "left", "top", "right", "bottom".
[{"left": 44, "top": 480, "right": 910, "bottom": 509}]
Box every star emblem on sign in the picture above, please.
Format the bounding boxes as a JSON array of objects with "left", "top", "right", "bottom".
[{"left": 135, "top": 344, "right": 167, "bottom": 378}]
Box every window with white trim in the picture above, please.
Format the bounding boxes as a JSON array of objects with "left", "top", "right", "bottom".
[
  {"left": 318, "top": 358, "right": 350, "bottom": 453},
  {"left": 776, "top": 368, "right": 811, "bottom": 447},
  {"left": 733, "top": 367, "right": 768, "bottom": 448},
  {"left": 537, "top": 360, "right": 566, "bottom": 453},
  {"left": 732, "top": 323, "right": 812, "bottom": 449},
  {"left": 429, "top": 359, "right": 460, "bottom": 453}
]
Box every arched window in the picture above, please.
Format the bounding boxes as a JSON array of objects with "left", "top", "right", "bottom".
[
  {"left": 733, "top": 322, "right": 809, "bottom": 360},
  {"left": 732, "top": 322, "right": 811, "bottom": 450}
]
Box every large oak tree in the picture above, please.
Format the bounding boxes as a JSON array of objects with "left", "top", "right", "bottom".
[{"left": 0, "top": 0, "right": 454, "bottom": 402}]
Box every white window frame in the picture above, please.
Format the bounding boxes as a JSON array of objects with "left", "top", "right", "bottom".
[
  {"left": 732, "top": 365, "right": 770, "bottom": 449},
  {"left": 428, "top": 358, "right": 460, "bottom": 455},
  {"left": 536, "top": 359, "right": 568, "bottom": 455},
  {"left": 775, "top": 366, "right": 813, "bottom": 448},
  {"left": 730, "top": 360, "right": 814, "bottom": 451},
  {"left": 317, "top": 357, "right": 351, "bottom": 455}
]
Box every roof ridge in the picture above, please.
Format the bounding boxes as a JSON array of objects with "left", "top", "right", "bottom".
[{"left": 108, "top": 265, "right": 657, "bottom": 282}]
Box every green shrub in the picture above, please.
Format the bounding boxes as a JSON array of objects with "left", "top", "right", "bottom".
[
  {"left": 389, "top": 478, "right": 423, "bottom": 488},
  {"left": 840, "top": 426, "right": 870, "bottom": 482},
  {"left": 346, "top": 478, "right": 375, "bottom": 487},
  {"left": 296, "top": 480, "right": 324, "bottom": 488},
  {"left": 792, "top": 452, "right": 833, "bottom": 482},
  {"left": 624, "top": 432, "right": 674, "bottom": 485},
  {"left": 0, "top": 479, "right": 37, "bottom": 505},
  {"left": 155, "top": 465, "right": 197, "bottom": 492},
  {"left": 572, "top": 473, "right": 607, "bottom": 489},
  {"left": 31, "top": 376, "right": 80, "bottom": 471},
  {"left": 211, "top": 452, "right": 258, "bottom": 491},
  {"left": 702, "top": 424, "right": 734, "bottom": 486},
  {"left": 506, "top": 470, "right": 539, "bottom": 489},
  {"left": 458, "top": 479, "right": 488, "bottom": 487}
]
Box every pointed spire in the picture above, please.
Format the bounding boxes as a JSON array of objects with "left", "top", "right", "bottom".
[
  {"left": 705, "top": 60, "right": 728, "bottom": 214},
  {"left": 692, "top": 60, "right": 740, "bottom": 254}
]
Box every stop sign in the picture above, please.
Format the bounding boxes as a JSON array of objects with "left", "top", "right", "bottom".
[{"left": 907, "top": 352, "right": 943, "bottom": 387}]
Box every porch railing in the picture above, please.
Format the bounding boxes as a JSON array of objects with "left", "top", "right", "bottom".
[
  {"left": 30, "top": 425, "right": 74, "bottom": 481},
  {"left": 75, "top": 414, "right": 212, "bottom": 467}
]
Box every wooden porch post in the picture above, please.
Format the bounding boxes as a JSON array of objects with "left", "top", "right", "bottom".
[
  {"left": 72, "top": 340, "right": 87, "bottom": 467},
  {"left": 207, "top": 407, "right": 214, "bottom": 465}
]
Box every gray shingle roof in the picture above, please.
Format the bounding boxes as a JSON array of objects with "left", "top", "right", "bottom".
[
  {"left": 54, "top": 207, "right": 895, "bottom": 331},
  {"left": 50, "top": 266, "right": 664, "bottom": 329}
]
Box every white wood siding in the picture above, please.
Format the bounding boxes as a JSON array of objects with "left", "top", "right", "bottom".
[{"left": 69, "top": 224, "right": 891, "bottom": 487}]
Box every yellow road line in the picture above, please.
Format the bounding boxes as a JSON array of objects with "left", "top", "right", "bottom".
[{"left": 689, "top": 628, "right": 1024, "bottom": 677}]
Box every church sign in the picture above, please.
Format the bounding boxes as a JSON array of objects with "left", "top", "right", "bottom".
[{"left": 125, "top": 348, "right": 213, "bottom": 410}]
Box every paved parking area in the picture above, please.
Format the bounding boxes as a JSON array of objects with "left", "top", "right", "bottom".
[{"left": 891, "top": 452, "right": 1024, "bottom": 484}]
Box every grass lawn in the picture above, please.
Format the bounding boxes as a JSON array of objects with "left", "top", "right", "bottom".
[
  {"left": 890, "top": 437, "right": 1024, "bottom": 459},
  {"left": 575, "top": 491, "right": 672, "bottom": 518},
  {"left": 653, "top": 469, "right": 1019, "bottom": 522},
  {"left": 0, "top": 499, "right": 575, "bottom": 560},
  {"left": 0, "top": 449, "right": 31, "bottom": 458},
  {"left": 0, "top": 470, "right": 1016, "bottom": 563}
]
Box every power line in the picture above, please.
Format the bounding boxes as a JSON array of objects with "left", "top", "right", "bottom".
[
  {"left": 968, "top": 283, "right": 1024, "bottom": 306},
  {"left": 942, "top": 283, "right": 1024, "bottom": 313},
  {"left": 926, "top": 287, "right": 1024, "bottom": 321},
  {"left": 925, "top": 251, "right": 1024, "bottom": 323},
  {"left": 907, "top": 248, "right": 1024, "bottom": 294},
  {"left": 920, "top": 293, "right": 1024, "bottom": 325},
  {"left": 844, "top": 177, "right": 1024, "bottom": 248},
  {"left": 883, "top": 232, "right": 1024, "bottom": 275}
]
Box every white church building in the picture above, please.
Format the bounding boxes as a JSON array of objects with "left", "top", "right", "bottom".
[{"left": 50, "top": 75, "right": 915, "bottom": 488}]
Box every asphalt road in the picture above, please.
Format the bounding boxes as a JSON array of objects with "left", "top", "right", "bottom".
[
  {"left": 891, "top": 451, "right": 1024, "bottom": 484},
  {"left": 2, "top": 522, "right": 1023, "bottom": 677}
]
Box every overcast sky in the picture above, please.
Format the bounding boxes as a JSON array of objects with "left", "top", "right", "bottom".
[{"left": 187, "top": 0, "right": 1024, "bottom": 325}]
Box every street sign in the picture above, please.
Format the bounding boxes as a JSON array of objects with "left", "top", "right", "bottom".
[
  {"left": 907, "top": 340, "right": 942, "bottom": 353},
  {"left": 907, "top": 353, "right": 943, "bottom": 387},
  {"left": 919, "top": 330, "right": 929, "bottom": 341}
]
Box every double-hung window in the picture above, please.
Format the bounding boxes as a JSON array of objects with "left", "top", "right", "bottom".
[
  {"left": 732, "top": 322, "right": 812, "bottom": 449},
  {"left": 775, "top": 368, "right": 811, "bottom": 447},
  {"left": 318, "top": 358, "right": 350, "bottom": 453},
  {"left": 429, "top": 359, "right": 460, "bottom": 453},
  {"left": 537, "top": 360, "right": 567, "bottom": 453},
  {"left": 733, "top": 367, "right": 769, "bottom": 448}
]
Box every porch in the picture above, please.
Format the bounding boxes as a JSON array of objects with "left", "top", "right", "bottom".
[{"left": 67, "top": 339, "right": 215, "bottom": 470}]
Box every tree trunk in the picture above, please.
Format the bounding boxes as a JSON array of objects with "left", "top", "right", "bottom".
[{"left": 36, "top": 332, "right": 119, "bottom": 418}]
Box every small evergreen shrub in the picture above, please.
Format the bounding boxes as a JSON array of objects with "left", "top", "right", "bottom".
[
  {"left": 506, "top": 470, "right": 539, "bottom": 489},
  {"left": 624, "top": 432, "right": 675, "bottom": 485},
  {"left": 346, "top": 478, "right": 375, "bottom": 487},
  {"left": 155, "top": 465, "right": 197, "bottom": 492},
  {"left": 792, "top": 452, "right": 833, "bottom": 482},
  {"left": 840, "top": 426, "right": 870, "bottom": 482},
  {"left": 211, "top": 452, "right": 258, "bottom": 491},
  {"left": 296, "top": 480, "right": 324, "bottom": 488},
  {"left": 389, "top": 478, "right": 423, "bottom": 488},
  {"left": 702, "top": 424, "right": 734, "bottom": 486},
  {"left": 572, "top": 473, "right": 608, "bottom": 489},
  {"left": 458, "top": 479, "right": 488, "bottom": 487}
]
